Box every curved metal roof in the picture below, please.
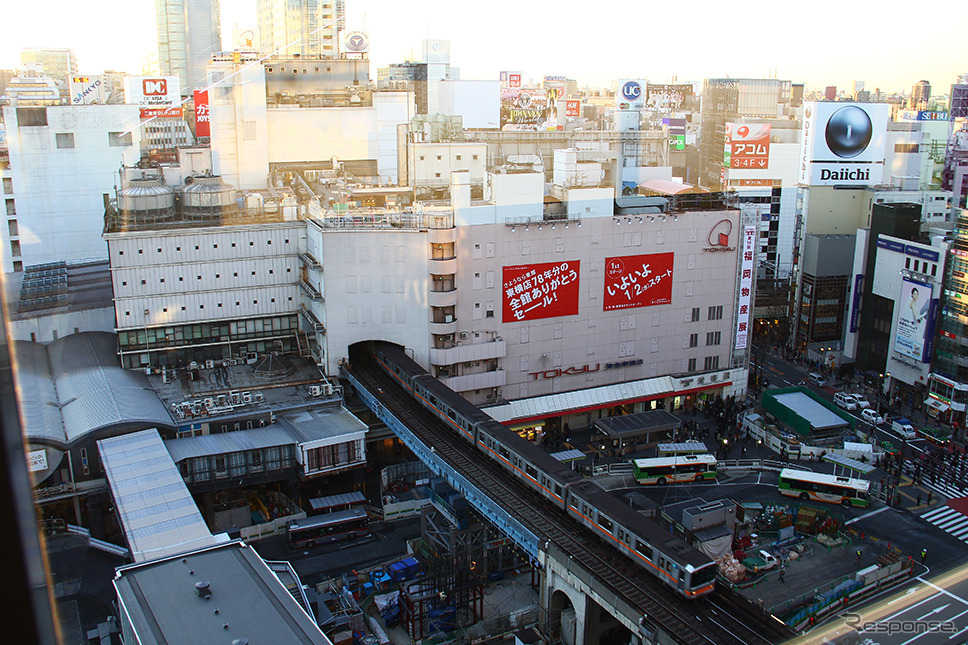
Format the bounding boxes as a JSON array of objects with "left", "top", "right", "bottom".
[
  {"left": 18, "top": 332, "right": 174, "bottom": 447},
  {"left": 13, "top": 340, "right": 67, "bottom": 446}
]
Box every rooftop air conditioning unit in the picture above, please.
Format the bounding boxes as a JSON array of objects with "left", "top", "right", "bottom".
[
  {"left": 459, "top": 332, "right": 469, "bottom": 339},
  {"left": 321, "top": 383, "right": 334, "bottom": 395},
  {"left": 309, "top": 385, "right": 322, "bottom": 396},
  {"left": 205, "top": 359, "right": 215, "bottom": 369}
]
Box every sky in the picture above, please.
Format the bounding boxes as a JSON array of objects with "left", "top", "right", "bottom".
[{"left": 0, "top": 0, "right": 965, "bottom": 94}]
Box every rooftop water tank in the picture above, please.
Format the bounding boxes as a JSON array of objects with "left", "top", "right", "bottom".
[
  {"left": 182, "top": 175, "right": 238, "bottom": 220},
  {"left": 117, "top": 177, "right": 175, "bottom": 229}
]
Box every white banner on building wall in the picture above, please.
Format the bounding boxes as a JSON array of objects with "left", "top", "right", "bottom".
[{"left": 734, "top": 225, "right": 756, "bottom": 350}]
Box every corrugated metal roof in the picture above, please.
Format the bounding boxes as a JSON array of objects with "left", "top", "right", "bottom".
[
  {"left": 13, "top": 341, "right": 67, "bottom": 445},
  {"left": 275, "top": 405, "right": 368, "bottom": 443},
  {"left": 484, "top": 375, "right": 677, "bottom": 423},
  {"left": 99, "top": 429, "right": 217, "bottom": 562},
  {"left": 46, "top": 333, "right": 174, "bottom": 444},
  {"left": 165, "top": 426, "right": 297, "bottom": 462}
]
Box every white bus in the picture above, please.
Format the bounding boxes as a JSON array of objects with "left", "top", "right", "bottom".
[
  {"left": 777, "top": 468, "right": 870, "bottom": 508},
  {"left": 631, "top": 454, "right": 718, "bottom": 485}
]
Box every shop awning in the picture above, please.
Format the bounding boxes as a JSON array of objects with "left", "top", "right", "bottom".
[{"left": 927, "top": 398, "right": 950, "bottom": 413}]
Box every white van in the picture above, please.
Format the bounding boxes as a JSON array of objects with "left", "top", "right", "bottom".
[{"left": 808, "top": 372, "right": 827, "bottom": 387}]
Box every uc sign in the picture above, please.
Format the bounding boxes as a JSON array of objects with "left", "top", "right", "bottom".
[{"left": 621, "top": 81, "right": 642, "bottom": 102}]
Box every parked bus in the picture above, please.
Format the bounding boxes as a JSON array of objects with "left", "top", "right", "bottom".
[
  {"left": 632, "top": 454, "right": 718, "bottom": 485},
  {"left": 656, "top": 441, "right": 709, "bottom": 457},
  {"left": 777, "top": 468, "right": 870, "bottom": 508},
  {"left": 287, "top": 507, "right": 369, "bottom": 548}
]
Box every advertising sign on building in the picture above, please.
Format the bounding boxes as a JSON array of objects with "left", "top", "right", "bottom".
[
  {"left": 646, "top": 84, "right": 693, "bottom": 110},
  {"left": 27, "top": 448, "right": 48, "bottom": 473},
  {"left": 194, "top": 89, "right": 210, "bottom": 137},
  {"left": 663, "top": 118, "right": 687, "bottom": 150},
  {"left": 799, "top": 101, "right": 888, "bottom": 186},
  {"left": 725, "top": 123, "right": 770, "bottom": 169},
  {"left": 339, "top": 30, "right": 370, "bottom": 55},
  {"left": 500, "top": 72, "right": 523, "bottom": 89},
  {"left": 124, "top": 75, "right": 182, "bottom": 119},
  {"left": 602, "top": 253, "right": 674, "bottom": 311},
  {"left": 616, "top": 79, "right": 646, "bottom": 109},
  {"left": 565, "top": 100, "right": 581, "bottom": 117},
  {"left": 69, "top": 75, "right": 106, "bottom": 105},
  {"left": 895, "top": 277, "right": 933, "bottom": 361},
  {"left": 734, "top": 225, "right": 757, "bottom": 350},
  {"left": 503, "top": 261, "right": 580, "bottom": 322},
  {"left": 500, "top": 88, "right": 557, "bottom": 130}
]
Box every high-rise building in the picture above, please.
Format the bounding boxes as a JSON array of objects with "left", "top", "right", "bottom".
[
  {"left": 19, "top": 48, "right": 77, "bottom": 90},
  {"left": 698, "top": 78, "right": 794, "bottom": 189},
  {"left": 155, "top": 0, "right": 222, "bottom": 93},
  {"left": 911, "top": 80, "right": 931, "bottom": 109},
  {"left": 258, "top": 0, "right": 345, "bottom": 59}
]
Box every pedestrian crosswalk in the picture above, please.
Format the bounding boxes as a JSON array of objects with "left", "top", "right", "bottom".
[{"left": 920, "top": 505, "right": 968, "bottom": 543}]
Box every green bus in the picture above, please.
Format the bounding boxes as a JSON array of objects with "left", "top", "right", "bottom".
[
  {"left": 631, "top": 454, "right": 718, "bottom": 485},
  {"left": 777, "top": 468, "right": 870, "bottom": 508}
]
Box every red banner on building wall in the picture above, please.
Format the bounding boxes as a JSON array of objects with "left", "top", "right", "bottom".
[
  {"left": 565, "top": 100, "right": 580, "bottom": 116},
  {"left": 602, "top": 253, "right": 674, "bottom": 311},
  {"left": 503, "top": 261, "right": 580, "bottom": 322},
  {"left": 194, "top": 90, "right": 210, "bottom": 137}
]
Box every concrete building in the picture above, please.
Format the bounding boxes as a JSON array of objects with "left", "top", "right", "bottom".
[
  {"left": 0, "top": 104, "right": 142, "bottom": 273},
  {"left": 258, "top": 0, "right": 344, "bottom": 59},
  {"left": 842, "top": 229, "right": 946, "bottom": 409},
  {"left": 155, "top": 0, "right": 222, "bottom": 93},
  {"left": 207, "top": 51, "right": 413, "bottom": 190},
  {"left": 929, "top": 209, "right": 968, "bottom": 425},
  {"left": 114, "top": 540, "right": 330, "bottom": 644},
  {"left": 19, "top": 48, "right": 77, "bottom": 91},
  {"left": 698, "top": 78, "right": 797, "bottom": 189}
]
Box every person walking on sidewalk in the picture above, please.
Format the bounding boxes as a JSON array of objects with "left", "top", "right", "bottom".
[
  {"left": 778, "top": 566, "right": 785, "bottom": 583},
  {"left": 922, "top": 548, "right": 927, "bottom": 564}
]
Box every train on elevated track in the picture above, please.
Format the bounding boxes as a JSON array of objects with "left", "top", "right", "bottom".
[{"left": 368, "top": 341, "right": 717, "bottom": 599}]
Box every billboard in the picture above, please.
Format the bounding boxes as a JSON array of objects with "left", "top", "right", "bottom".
[
  {"left": 500, "top": 88, "right": 558, "bottom": 130},
  {"left": 616, "top": 79, "right": 646, "bottom": 109},
  {"left": 951, "top": 84, "right": 968, "bottom": 119},
  {"left": 500, "top": 71, "right": 523, "bottom": 89},
  {"left": 503, "top": 261, "right": 580, "bottom": 322},
  {"left": 894, "top": 278, "right": 932, "bottom": 362},
  {"left": 69, "top": 75, "right": 106, "bottom": 105},
  {"left": 646, "top": 84, "right": 693, "bottom": 110},
  {"left": 194, "top": 90, "right": 210, "bottom": 137},
  {"left": 725, "top": 123, "right": 770, "bottom": 169},
  {"left": 339, "top": 30, "right": 370, "bottom": 54},
  {"left": 799, "top": 102, "right": 888, "bottom": 186},
  {"left": 565, "top": 100, "right": 581, "bottom": 117},
  {"left": 664, "top": 118, "right": 686, "bottom": 150},
  {"left": 602, "top": 253, "right": 674, "bottom": 311},
  {"left": 124, "top": 75, "right": 181, "bottom": 119},
  {"left": 734, "top": 225, "right": 757, "bottom": 350}
]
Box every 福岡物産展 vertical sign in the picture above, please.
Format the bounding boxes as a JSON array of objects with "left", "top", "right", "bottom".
[
  {"left": 503, "top": 261, "right": 580, "bottom": 322},
  {"left": 602, "top": 253, "right": 674, "bottom": 311},
  {"left": 734, "top": 225, "right": 757, "bottom": 350}
]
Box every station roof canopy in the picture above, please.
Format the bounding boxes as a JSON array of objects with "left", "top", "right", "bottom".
[
  {"left": 593, "top": 409, "right": 681, "bottom": 440},
  {"left": 99, "top": 429, "right": 219, "bottom": 563}
]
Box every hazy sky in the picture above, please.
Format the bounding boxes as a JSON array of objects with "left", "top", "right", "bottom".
[{"left": 0, "top": 0, "right": 965, "bottom": 93}]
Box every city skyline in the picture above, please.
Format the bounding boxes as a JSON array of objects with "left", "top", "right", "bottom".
[{"left": 0, "top": 0, "right": 965, "bottom": 94}]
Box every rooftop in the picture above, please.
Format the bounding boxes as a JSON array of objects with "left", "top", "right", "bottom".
[{"left": 114, "top": 540, "right": 330, "bottom": 645}]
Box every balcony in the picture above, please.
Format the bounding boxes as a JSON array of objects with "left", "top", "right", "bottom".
[
  {"left": 428, "top": 288, "right": 457, "bottom": 308},
  {"left": 440, "top": 369, "right": 506, "bottom": 393},
  {"left": 429, "top": 338, "right": 506, "bottom": 365},
  {"left": 430, "top": 256, "right": 458, "bottom": 274},
  {"left": 430, "top": 316, "right": 458, "bottom": 335}
]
